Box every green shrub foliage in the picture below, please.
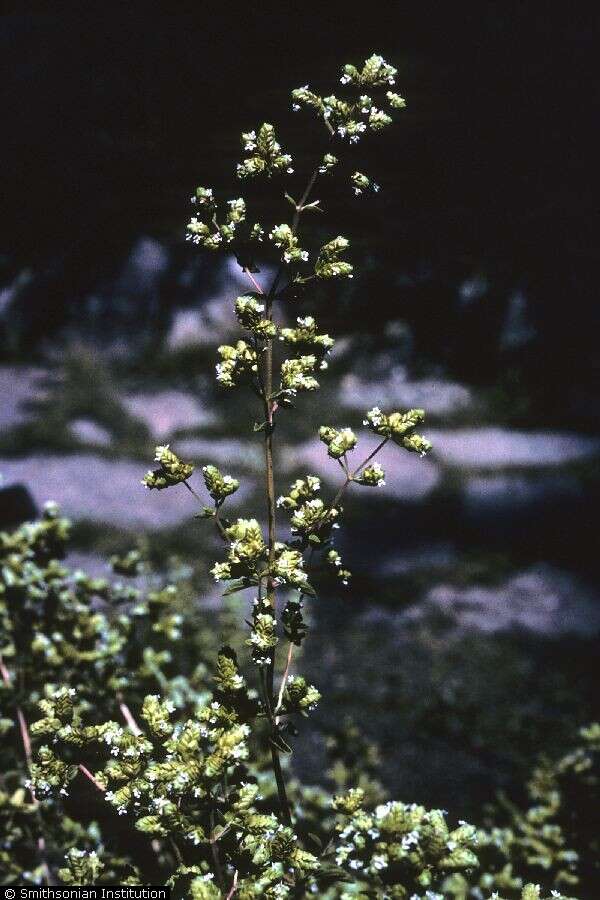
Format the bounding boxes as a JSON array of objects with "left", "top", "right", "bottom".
[{"left": 0, "top": 53, "right": 593, "bottom": 898}]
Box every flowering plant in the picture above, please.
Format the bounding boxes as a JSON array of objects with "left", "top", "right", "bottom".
[{"left": 0, "top": 53, "right": 589, "bottom": 899}]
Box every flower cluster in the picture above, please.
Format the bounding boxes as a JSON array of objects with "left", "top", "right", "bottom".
[
  {"left": 31, "top": 685, "right": 255, "bottom": 845},
  {"left": 292, "top": 54, "right": 405, "bottom": 145},
  {"left": 351, "top": 170, "right": 380, "bottom": 195},
  {"left": 111, "top": 549, "right": 144, "bottom": 576},
  {"left": 356, "top": 462, "right": 386, "bottom": 487},
  {"left": 319, "top": 152, "right": 338, "bottom": 174},
  {"left": 290, "top": 498, "right": 340, "bottom": 544},
  {"left": 319, "top": 425, "right": 357, "bottom": 459},
  {"left": 279, "top": 316, "right": 334, "bottom": 357},
  {"left": 487, "top": 887, "right": 576, "bottom": 900},
  {"left": 279, "top": 355, "right": 322, "bottom": 395},
  {"left": 215, "top": 340, "right": 258, "bottom": 388},
  {"left": 340, "top": 54, "right": 398, "bottom": 88},
  {"left": 269, "top": 224, "right": 309, "bottom": 265},
  {"left": 314, "top": 235, "right": 353, "bottom": 279},
  {"left": 364, "top": 406, "right": 433, "bottom": 456},
  {"left": 247, "top": 597, "right": 278, "bottom": 667},
  {"left": 142, "top": 445, "right": 194, "bottom": 490},
  {"left": 234, "top": 295, "right": 277, "bottom": 339},
  {"left": 327, "top": 548, "right": 352, "bottom": 585},
  {"left": 201, "top": 465, "right": 239, "bottom": 503},
  {"left": 271, "top": 546, "right": 307, "bottom": 589},
  {"left": 59, "top": 849, "right": 105, "bottom": 885},
  {"left": 281, "top": 675, "right": 321, "bottom": 716},
  {"left": 210, "top": 518, "right": 267, "bottom": 587},
  {"left": 332, "top": 791, "right": 479, "bottom": 892},
  {"left": 237, "top": 123, "right": 293, "bottom": 178},
  {"left": 187, "top": 189, "right": 247, "bottom": 248},
  {"left": 277, "top": 475, "right": 321, "bottom": 510}
]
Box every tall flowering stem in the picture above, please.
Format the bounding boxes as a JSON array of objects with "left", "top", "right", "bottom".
[
  {"left": 179, "top": 52, "right": 430, "bottom": 829},
  {"left": 135, "top": 53, "right": 456, "bottom": 892},
  {"left": 258, "top": 160, "right": 324, "bottom": 825}
]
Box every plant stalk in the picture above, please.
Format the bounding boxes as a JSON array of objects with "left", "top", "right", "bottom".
[{"left": 245, "top": 159, "right": 323, "bottom": 828}]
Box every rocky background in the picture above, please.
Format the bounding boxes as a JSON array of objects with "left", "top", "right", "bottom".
[{"left": 1, "top": 3, "right": 599, "bottom": 820}]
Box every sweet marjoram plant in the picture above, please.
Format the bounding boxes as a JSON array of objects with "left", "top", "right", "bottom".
[{"left": 0, "top": 55, "right": 596, "bottom": 899}]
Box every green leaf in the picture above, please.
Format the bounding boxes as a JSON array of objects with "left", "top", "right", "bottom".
[
  {"left": 194, "top": 506, "right": 215, "bottom": 519},
  {"left": 222, "top": 579, "right": 254, "bottom": 597}
]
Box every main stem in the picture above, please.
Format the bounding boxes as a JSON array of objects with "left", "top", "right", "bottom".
[
  {"left": 265, "top": 291, "right": 294, "bottom": 826},
  {"left": 252, "top": 159, "right": 323, "bottom": 828},
  {"left": 248, "top": 270, "right": 292, "bottom": 827}
]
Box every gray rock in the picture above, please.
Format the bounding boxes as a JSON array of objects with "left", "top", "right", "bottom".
[
  {"left": 379, "top": 542, "right": 457, "bottom": 577},
  {"left": 0, "top": 454, "right": 248, "bottom": 530},
  {"left": 463, "top": 472, "right": 583, "bottom": 514},
  {"left": 340, "top": 367, "right": 473, "bottom": 416},
  {"left": 123, "top": 391, "right": 215, "bottom": 439},
  {"left": 69, "top": 418, "right": 113, "bottom": 447},
  {"left": 166, "top": 308, "right": 217, "bottom": 350},
  {"left": 65, "top": 551, "right": 114, "bottom": 579},
  {"left": 175, "top": 438, "right": 263, "bottom": 471},
  {"left": 429, "top": 428, "right": 600, "bottom": 468},
  {"left": 404, "top": 565, "right": 600, "bottom": 637}
]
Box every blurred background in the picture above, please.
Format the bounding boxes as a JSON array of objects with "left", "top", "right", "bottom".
[{"left": 1, "top": 2, "right": 599, "bottom": 820}]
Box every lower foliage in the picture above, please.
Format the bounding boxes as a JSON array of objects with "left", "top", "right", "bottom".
[{"left": 0, "top": 506, "right": 596, "bottom": 897}]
